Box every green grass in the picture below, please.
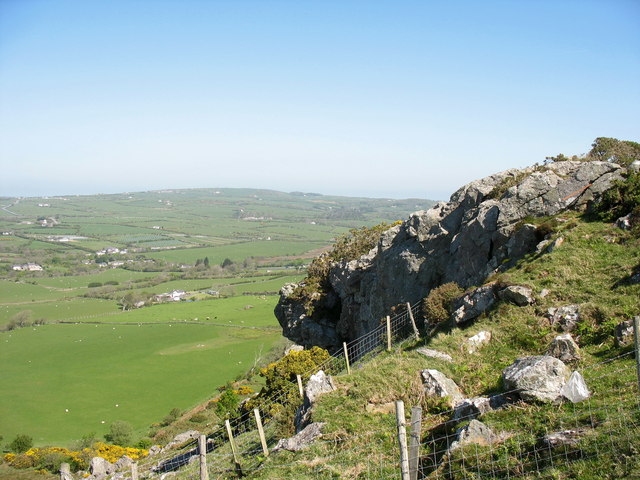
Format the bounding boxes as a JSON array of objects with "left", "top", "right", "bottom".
[
  {"left": 0, "top": 298, "right": 120, "bottom": 326},
  {"left": 145, "top": 240, "right": 327, "bottom": 264},
  {"left": 0, "top": 322, "right": 280, "bottom": 447},
  {"left": 217, "top": 215, "right": 640, "bottom": 479}
]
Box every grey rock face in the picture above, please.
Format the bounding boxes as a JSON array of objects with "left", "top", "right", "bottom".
[
  {"left": 113, "top": 455, "right": 134, "bottom": 471},
  {"left": 420, "top": 369, "right": 464, "bottom": 406},
  {"left": 546, "top": 334, "right": 581, "bottom": 362},
  {"left": 498, "top": 285, "right": 535, "bottom": 306},
  {"left": 275, "top": 161, "right": 624, "bottom": 350},
  {"left": 502, "top": 356, "right": 571, "bottom": 403},
  {"left": 274, "top": 422, "right": 325, "bottom": 452},
  {"left": 614, "top": 319, "right": 635, "bottom": 347}
]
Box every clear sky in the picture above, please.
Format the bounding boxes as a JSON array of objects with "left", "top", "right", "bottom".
[{"left": 1, "top": 0, "right": 638, "bottom": 200}]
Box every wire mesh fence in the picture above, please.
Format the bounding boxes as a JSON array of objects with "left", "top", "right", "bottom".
[
  {"left": 144, "top": 303, "right": 640, "bottom": 480},
  {"left": 145, "top": 299, "right": 425, "bottom": 478},
  {"left": 411, "top": 350, "right": 640, "bottom": 480}
]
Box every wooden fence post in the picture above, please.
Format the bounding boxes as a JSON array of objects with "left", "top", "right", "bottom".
[
  {"left": 395, "top": 400, "right": 410, "bottom": 480},
  {"left": 131, "top": 462, "right": 139, "bottom": 480},
  {"left": 198, "top": 434, "right": 209, "bottom": 480},
  {"left": 296, "top": 374, "right": 304, "bottom": 398},
  {"left": 254, "top": 408, "right": 269, "bottom": 457},
  {"left": 408, "top": 406, "right": 423, "bottom": 480},
  {"left": 386, "top": 316, "right": 392, "bottom": 352},
  {"left": 406, "top": 302, "right": 420, "bottom": 340},
  {"left": 343, "top": 342, "right": 351, "bottom": 375},
  {"left": 225, "top": 419, "right": 243, "bottom": 475}
]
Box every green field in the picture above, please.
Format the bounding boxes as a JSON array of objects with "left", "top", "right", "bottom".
[
  {"left": 0, "top": 188, "right": 434, "bottom": 447},
  {"left": 0, "top": 320, "right": 280, "bottom": 446}
]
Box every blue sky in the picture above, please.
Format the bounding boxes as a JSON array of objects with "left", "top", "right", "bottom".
[{"left": 1, "top": 0, "right": 638, "bottom": 200}]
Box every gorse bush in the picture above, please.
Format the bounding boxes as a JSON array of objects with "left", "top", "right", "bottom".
[
  {"left": 241, "top": 346, "right": 330, "bottom": 434},
  {"left": 3, "top": 443, "right": 148, "bottom": 473},
  {"left": 215, "top": 387, "right": 239, "bottom": 419},
  {"left": 423, "top": 282, "right": 463, "bottom": 324}
]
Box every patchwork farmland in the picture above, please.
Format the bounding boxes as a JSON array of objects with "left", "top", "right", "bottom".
[{"left": 0, "top": 188, "right": 434, "bottom": 446}]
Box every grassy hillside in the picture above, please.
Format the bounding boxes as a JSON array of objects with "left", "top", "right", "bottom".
[{"left": 195, "top": 213, "right": 640, "bottom": 479}]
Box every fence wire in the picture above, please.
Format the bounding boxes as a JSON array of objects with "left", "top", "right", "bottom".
[{"left": 146, "top": 301, "right": 639, "bottom": 480}]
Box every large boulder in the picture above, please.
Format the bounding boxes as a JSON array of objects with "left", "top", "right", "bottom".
[
  {"left": 502, "top": 356, "right": 571, "bottom": 403},
  {"left": 420, "top": 369, "right": 464, "bottom": 406},
  {"left": 275, "top": 161, "right": 624, "bottom": 350}
]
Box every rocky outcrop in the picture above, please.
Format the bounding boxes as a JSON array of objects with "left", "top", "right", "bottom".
[
  {"left": 502, "top": 355, "right": 571, "bottom": 403},
  {"left": 543, "top": 428, "right": 589, "bottom": 448},
  {"left": 421, "top": 369, "right": 464, "bottom": 407},
  {"left": 89, "top": 457, "right": 114, "bottom": 480},
  {"left": 452, "top": 394, "right": 511, "bottom": 422},
  {"left": 276, "top": 161, "right": 625, "bottom": 349}
]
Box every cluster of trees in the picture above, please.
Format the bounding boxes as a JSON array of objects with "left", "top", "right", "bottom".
[
  {"left": 194, "top": 257, "right": 234, "bottom": 269},
  {"left": 194, "top": 257, "right": 210, "bottom": 268},
  {"left": 2, "top": 310, "right": 47, "bottom": 332}
]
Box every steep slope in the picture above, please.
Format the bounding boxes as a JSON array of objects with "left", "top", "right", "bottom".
[
  {"left": 250, "top": 212, "right": 640, "bottom": 479},
  {"left": 275, "top": 161, "right": 626, "bottom": 350}
]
